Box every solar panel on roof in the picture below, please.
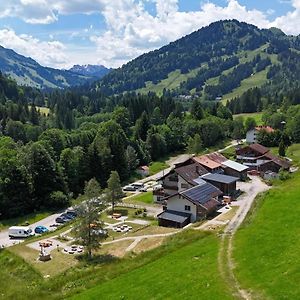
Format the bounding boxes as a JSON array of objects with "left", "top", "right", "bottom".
[{"left": 182, "top": 183, "right": 221, "bottom": 204}]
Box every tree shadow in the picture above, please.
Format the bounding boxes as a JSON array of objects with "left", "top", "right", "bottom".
[{"left": 76, "top": 253, "right": 118, "bottom": 265}]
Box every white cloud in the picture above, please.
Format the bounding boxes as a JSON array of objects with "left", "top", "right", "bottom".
[
  {"left": 0, "top": 29, "right": 68, "bottom": 68},
  {"left": 0, "top": 0, "right": 299, "bottom": 68}
]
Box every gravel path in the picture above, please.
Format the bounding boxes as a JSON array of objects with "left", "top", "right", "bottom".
[{"left": 219, "top": 176, "right": 271, "bottom": 300}]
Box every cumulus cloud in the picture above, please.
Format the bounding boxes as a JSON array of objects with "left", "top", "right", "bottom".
[
  {"left": 0, "top": 29, "right": 68, "bottom": 67},
  {"left": 0, "top": 0, "right": 299, "bottom": 68}
]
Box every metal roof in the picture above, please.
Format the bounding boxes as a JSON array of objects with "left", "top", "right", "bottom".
[
  {"left": 201, "top": 173, "right": 239, "bottom": 184},
  {"left": 181, "top": 182, "right": 222, "bottom": 205},
  {"left": 222, "top": 160, "right": 249, "bottom": 172},
  {"left": 157, "top": 210, "right": 190, "bottom": 223}
]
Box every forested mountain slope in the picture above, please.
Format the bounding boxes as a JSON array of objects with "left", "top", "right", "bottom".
[
  {"left": 96, "top": 20, "right": 300, "bottom": 100},
  {"left": 0, "top": 46, "right": 94, "bottom": 89}
]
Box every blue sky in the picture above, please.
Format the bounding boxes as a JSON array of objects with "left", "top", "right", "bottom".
[{"left": 0, "top": 0, "right": 298, "bottom": 69}]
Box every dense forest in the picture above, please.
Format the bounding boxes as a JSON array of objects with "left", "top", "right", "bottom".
[{"left": 1, "top": 65, "right": 300, "bottom": 219}]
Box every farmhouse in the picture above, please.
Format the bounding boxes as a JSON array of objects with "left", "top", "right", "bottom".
[
  {"left": 157, "top": 180, "right": 222, "bottom": 227},
  {"left": 246, "top": 126, "right": 275, "bottom": 143},
  {"left": 154, "top": 162, "right": 208, "bottom": 202},
  {"left": 236, "top": 143, "right": 291, "bottom": 173}
]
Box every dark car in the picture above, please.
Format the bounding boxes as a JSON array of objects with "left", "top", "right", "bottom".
[
  {"left": 34, "top": 225, "right": 49, "bottom": 234},
  {"left": 66, "top": 210, "right": 77, "bottom": 218},
  {"left": 61, "top": 213, "right": 75, "bottom": 220},
  {"left": 55, "top": 216, "right": 69, "bottom": 223}
]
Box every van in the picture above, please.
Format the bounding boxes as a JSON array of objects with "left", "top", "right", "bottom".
[
  {"left": 8, "top": 226, "right": 35, "bottom": 238},
  {"left": 131, "top": 182, "right": 144, "bottom": 190}
]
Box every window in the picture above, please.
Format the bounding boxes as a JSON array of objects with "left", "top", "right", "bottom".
[{"left": 185, "top": 205, "right": 191, "bottom": 211}]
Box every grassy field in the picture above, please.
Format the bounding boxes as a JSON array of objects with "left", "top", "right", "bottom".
[
  {"left": 149, "top": 161, "right": 169, "bottom": 175},
  {"left": 71, "top": 231, "right": 232, "bottom": 300},
  {"left": 125, "top": 191, "right": 153, "bottom": 204},
  {"left": 233, "top": 172, "right": 300, "bottom": 299},
  {"left": 0, "top": 250, "right": 42, "bottom": 300},
  {"left": 222, "top": 69, "right": 268, "bottom": 104},
  {"left": 270, "top": 143, "right": 300, "bottom": 165},
  {"left": 0, "top": 211, "right": 51, "bottom": 231},
  {"left": 233, "top": 112, "right": 263, "bottom": 125}
]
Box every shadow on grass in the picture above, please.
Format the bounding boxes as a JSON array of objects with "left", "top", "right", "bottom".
[
  {"left": 106, "top": 209, "right": 129, "bottom": 216},
  {"left": 76, "top": 253, "right": 118, "bottom": 265}
]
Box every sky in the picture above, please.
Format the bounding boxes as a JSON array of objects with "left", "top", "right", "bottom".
[{"left": 0, "top": 0, "right": 299, "bottom": 69}]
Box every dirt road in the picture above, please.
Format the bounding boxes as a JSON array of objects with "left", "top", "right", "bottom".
[{"left": 219, "top": 176, "right": 271, "bottom": 300}]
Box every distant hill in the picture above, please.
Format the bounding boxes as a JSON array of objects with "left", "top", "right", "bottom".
[
  {"left": 0, "top": 46, "right": 95, "bottom": 89},
  {"left": 96, "top": 20, "right": 300, "bottom": 101},
  {"left": 69, "top": 64, "right": 111, "bottom": 78}
]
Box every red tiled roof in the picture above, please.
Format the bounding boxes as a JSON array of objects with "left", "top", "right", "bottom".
[
  {"left": 206, "top": 152, "right": 227, "bottom": 164},
  {"left": 255, "top": 126, "right": 275, "bottom": 133},
  {"left": 193, "top": 156, "right": 221, "bottom": 170}
]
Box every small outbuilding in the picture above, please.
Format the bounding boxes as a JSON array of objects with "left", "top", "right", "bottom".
[{"left": 201, "top": 173, "right": 239, "bottom": 196}]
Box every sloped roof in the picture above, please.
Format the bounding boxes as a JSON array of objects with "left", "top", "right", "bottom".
[
  {"left": 157, "top": 210, "right": 190, "bottom": 223},
  {"left": 181, "top": 182, "right": 222, "bottom": 206},
  {"left": 255, "top": 126, "right": 275, "bottom": 133},
  {"left": 263, "top": 152, "right": 291, "bottom": 169},
  {"left": 202, "top": 198, "right": 220, "bottom": 210},
  {"left": 175, "top": 162, "right": 208, "bottom": 185},
  {"left": 222, "top": 160, "right": 249, "bottom": 172},
  {"left": 202, "top": 173, "right": 239, "bottom": 184},
  {"left": 248, "top": 143, "right": 270, "bottom": 155},
  {"left": 206, "top": 152, "right": 228, "bottom": 164},
  {"left": 193, "top": 156, "right": 221, "bottom": 170}
]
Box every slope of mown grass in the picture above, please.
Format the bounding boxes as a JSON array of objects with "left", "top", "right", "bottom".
[
  {"left": 233, "top": 112, "right": 263, "bottom": 125},
  {"left": 233, "top": 172, "right": 300, "bottom": 299},
  {"left": 221, "top": 69, "right": 268, "bottom": 104},
  {"left": 0, "top": 250, "right": 42, "bottom": 300},
  {"left": 71, "top": 231, "right": 233, "bottom": 300}
]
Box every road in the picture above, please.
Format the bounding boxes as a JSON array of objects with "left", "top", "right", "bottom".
[{"left": 0, "top": 212, "right": 64, "bottom": 248}]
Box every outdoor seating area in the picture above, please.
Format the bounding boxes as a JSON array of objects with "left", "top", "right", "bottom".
[
  {"left": 63, "top": 245, "right": 84, "bottom": 255},
  {"left": 112, "top": 224, "right": 133, "bottom": 233}
]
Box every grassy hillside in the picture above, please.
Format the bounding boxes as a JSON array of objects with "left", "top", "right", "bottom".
[
  {"left": 233, "top": 172, "right": 300, "bottom": 299},
  {"left": 71, "top": 231, "right": 232, "bottom": 300},
  {"left": 233, "top": 112, "right": 263, "bottom": 124},
  {"left": 97, "top": 20, "right": 299, "bottom": 100}
]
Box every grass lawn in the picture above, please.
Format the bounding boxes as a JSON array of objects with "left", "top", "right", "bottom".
[
  {"left": 133, "top": 237, "right": 165, "bottom": 254},
  {"left": 0, "top": 250, "right": 42, "bottom": 300},
  {"left": 149, "top": 160, "right": 169, "bottom": 175},
  {"left": 233, "top": 112, "right": 263, "bottom": 125},
  {"left": 233, "top": 172, "right": 300, "bottom": 299},
  {"left": 9, "top": 245, "right": 78, "bottom": 277},
  {"left": 0, "top": 211, "right": 52, "bottom": 231},
  {"left": 124, "top": 191, "right": 153, "bottom": 204},
  {"left": 270, "top": 143, "right": 300, "bottom": 166},
  {"left": 71, "top": 231, "right": 233, "bottom": 300},
  {"left": 99, "top": 240, "right": 133, "bottom": 257}
]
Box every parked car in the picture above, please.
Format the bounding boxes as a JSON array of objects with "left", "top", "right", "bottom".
[
  {"left": 34, "top": 225, "right": 49, "bottom": 234},
  {"left": 61, "top": 213, "right": 75, "bottom": 220},
  {"left": 123, "top": 185, "right": 136, "bottom": 192},
  {"left": 55, "top": 216, "right": 69, "bottom": 223},
  {"left": 8, "top": 226, "right": 34, "bottom": 238},
  {"left": 66, "top": 210, "right": 77, "bottom": 218}
]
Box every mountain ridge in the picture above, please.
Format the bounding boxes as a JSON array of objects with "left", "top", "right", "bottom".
[
  {"left": 95, "top": 19, "right": 300, "bottom": 100},
  {"left": 68, "top": 64, "right": 111, "bottom": 78},
  {"left": 0, "top": 45, "right": 95, "bottom": 89}
]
